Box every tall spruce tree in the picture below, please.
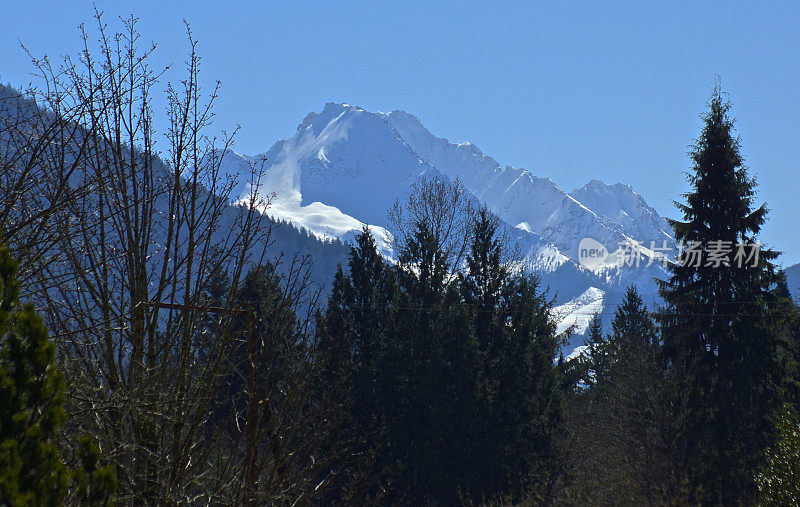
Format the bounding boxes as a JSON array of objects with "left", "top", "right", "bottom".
[
  {"left": 658, "top": 85, "right": 785, "bottom": 502},
  {"left": 460, "top": 209, "right": 562, "bottom": 498},
  {"left": 212, "top": 264, "right": 299, "bottom": 430},
  {"left": 609, "top": 286, "right": 670, "bottom": 499},
  {"left": 498, "top": 271, "right": 562, "bottom": 493},
  {"left": 460, "top": 209, "right": 510, "bottom": 495},
  {"left": 393, "top": 222, "right": 478, "bottom": 502},
  {"left": 341, "top": 228, "right": 397, "bottom": 426},
  {"left": 461, "top": 209, "right": 508, "bottom": 353},
  {"left": 317, "top": 227, "right": 398, "bottom": 476}
]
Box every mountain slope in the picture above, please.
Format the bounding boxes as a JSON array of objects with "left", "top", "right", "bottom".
[{"left": 0, "top": 83, "right": 350, "bottom": 302}]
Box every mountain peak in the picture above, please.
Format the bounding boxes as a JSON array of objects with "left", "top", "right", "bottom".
[
  {"left": 385, "top": 108, "right": 422, "bottom": 123},
  {"left": 323, "top": 101, "right": 363, "bottom": 113},
  {"left": 579, "top": 179, "right": 634, "bottom": 193},
  {"left": 570, "top": 177, "right": 672, "bottom": 245},
  {"left": 584, "top": 178, "right": 609, "bottom": 189},
  {"left": 297, "top": 102, "right": 367, "bottom": 132}
]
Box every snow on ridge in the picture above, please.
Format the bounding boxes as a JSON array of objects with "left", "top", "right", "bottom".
[
  {"left": 552, "top": 287, "right": 604, "bottom": 336},
  {"left": 244, "top": 195, "right": 394, "bottom": 257},
  {"left": 380, "top": 106, "right": 671, "bottom": 264},
  {"left": 565, "top": 345, "right": 590, "bottom": 362}
]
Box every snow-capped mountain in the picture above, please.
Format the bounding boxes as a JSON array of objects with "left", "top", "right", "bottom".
[
  {"left": 224, "top": 102, "right": 674, "bottom": 353},
  {"left": 383, "top": 108, "right": 673, "bottom": 260}
]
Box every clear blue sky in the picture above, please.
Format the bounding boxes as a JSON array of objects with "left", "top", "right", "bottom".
[{"left": 2, "top": 1, "right": 799, "bottom": 264}]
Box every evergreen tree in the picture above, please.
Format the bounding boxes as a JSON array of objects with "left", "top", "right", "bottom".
[
  {"left": 392, "top": 222, "right": 478, "bottom": 502},
  {"left": 773, "top": 271, "right": 800, "bottom": 409},
  {"left": 0, "top": 238, "right": 68, "bottom": 504},
  {"left": 317, "top": 268, "right": 354, "bottom": 388},
  {"left": 461, "top": 209, "right": 508, "bottom": 353},
  {"left": 585, "top": 312, "right": 603, "bottom": 352},
  {"left": 608, "top": 286, "right": 671, "bottom": 499},
  {"left": 568, "top": 286, "right": 675, "bottom": 502},
  {"left": 316, "top": 227, "right": 402, "bottom": 502},
  {"left": 321, "top": 217, "right": 563, "bottom": 502},
  {"left": 71, "top": 436, "right": 118, "bottom": 506},
  {"left": 757, "top": 404, "right": 800, "bottom": 505},
  {"left": 318, "top": 227, "right": 398, "bottom": 474},
  {"left": 195, "top": 266, "right": 231, "bottom": 364},
  {"left": 460, "top": 209, "right": 562, "bottom": 498},
  {"left": 340, "top": 228, "right": 398, "bottom": 429},
  {"left": 608, "top": 286, "right": 660, "bottom": 368},
  {"left": 218, "top": 263, "right": 300, "bottom": 430},
  {"left": 658, "top": 85, "right": 785, "bottom": 502},
  {"left": 0, "top": 239, "right": 115, "bottom": 505},
  {"left": 498, "top": 272, "right": 562, "bottom": 492},
  {"left": 460, "top": 209, "right": 509, "bottom": 495},
  {"left": 321, "top": 228, "right": 397, "bottom": 407},
  {"left": 583, "top": 311, "right": 609, "bottom": 390},
  {"left": 586, "top": 287, "right": 660, "bottom": 397}
]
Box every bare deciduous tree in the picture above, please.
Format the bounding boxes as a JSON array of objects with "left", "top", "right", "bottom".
[
  {"left": 5, "top": 12, "right": 361, "bottom": 503},
  {"left": 388, "top": 175, "right": 475, "bottom": 271}
]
